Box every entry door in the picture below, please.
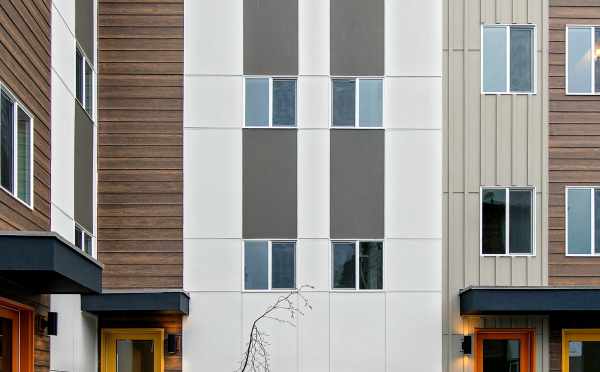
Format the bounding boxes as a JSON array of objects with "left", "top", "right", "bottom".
[
  {"left": 476, "top": 329, "right": 535, "bottom": 372},
  {"left": 101, "top": 329, "right": 164, "bottom": 372},
  {"left": 0, "top": 308, "right": 18, "bottom": 372}
]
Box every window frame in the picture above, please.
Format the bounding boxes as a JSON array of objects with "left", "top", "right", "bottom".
[
  {"left": 475, "top": 328, "right": 535, "bottom": 372},
  {"left": 0, "top": 83, "right": 34, "bottom": 209},
  {"left": 565, "top": 25, "right": 600, "bottom": 96},
  {"left": 480, "top": 24, "right": 537, "bottom": 95},
  {"left": 330, "top": 240, "right": 384, "bottom": 292},
  {"left": 330, "top": 77, "right": 384, "bottom": 129},
  {"left": 243, "top": 76, "right": 298, "bottom": 128},
  {"left": 479, "top": 186, "right": 536, "bottom": 257},
  {"left": 75, "top": 46, "right": 94, "bottom": 119},
  {"left": 565, "top": 186, "right": 600, "bottom": 256},
  {"left": 74, "top": 223, "right": 94, "bottom": 257},
  {"left": 562, "top": 329, "right": 600, "bottom": 372},
  {"left": 242, "top": 239, "right": 297, "bottom": 292}
]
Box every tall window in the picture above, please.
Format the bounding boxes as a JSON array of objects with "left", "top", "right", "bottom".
[
  {"left": 244, "top": 240, "right": 296, "bottom": 290},
  {"left": 332, "top": 78, "right": 383, "bottom": 127},
  {"left": 481, "top": 187, "right": 534, "bottom": 255},
  {"left": 76, "top": 48, "right": 94, "bottom": 116},
  {"left": 0, "top": 87, "right": 33, "bottom": 207},
  {"left": 482, "top": 25, "right": 536, "bottom": 94},
  {"left": 245, "top": 78, "right": 297, "bottom": 127},
  {"left": 566, "top": 187, "right": 600, "bottom": 256},
  {"left": 332, "top": 241, "right": 383, "bottom": 290},
  {"left": 566, "top": 26, "right": 600, "bottom": 94}
]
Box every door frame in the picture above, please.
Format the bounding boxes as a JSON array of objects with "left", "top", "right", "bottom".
[
  {"left": 0, "top": 307, "right": 18, "bottom": 372},
  {"left": 0, "top": 297, "right": 34, "bottom": 372},
  {"left": 475, "top": 328, "right": 536, "bottom": 372},
  {"left": 100, "top": 328, "right": 164, "bottom": 372},
  {"left": 561, "top": 328, "right": 600, "bottom": 372}
]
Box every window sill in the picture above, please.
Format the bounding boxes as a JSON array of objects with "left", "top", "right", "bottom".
[
  {"left": 480, "top": 254, "right": 536, "bottom": 257},
  {"left": 482, "top": 92, "right": 536, "bottom": 96}
]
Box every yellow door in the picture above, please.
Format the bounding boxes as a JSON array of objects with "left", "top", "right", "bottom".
[{"left": 101, "top": 329, "right": 164, "bottom": 372}]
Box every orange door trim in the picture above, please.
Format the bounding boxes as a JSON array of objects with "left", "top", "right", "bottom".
[
  {"left": 0, "top": 297, "right": 34, "bottom": 372},
  {"left": 475, "top": 328, "right": 536, "bottom": 372}
]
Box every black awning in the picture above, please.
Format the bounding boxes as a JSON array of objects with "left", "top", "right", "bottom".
[
  {"left": 0, "top": 232, "right": 102, "bottom": 294},
  {"left": 82, "top": 291, "right": 190, "bottom": 315},
  {"left": 460, "top": 286, "right": 600, "bottom": 315}
]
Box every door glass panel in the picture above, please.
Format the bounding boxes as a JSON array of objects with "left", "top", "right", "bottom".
[
  {"left": 116, "top": 339, "right": 154, "bottom": 372},
  {"left": 0, "top": 317, "right": 12, "bottom": 372},
  {"left": 569, "top": 341, "right": 600, "bottom": 372},
  {"left": 483, "top": 339, "right": 521, "bottom": 372}
]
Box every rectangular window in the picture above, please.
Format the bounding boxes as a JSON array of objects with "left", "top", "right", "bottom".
[
  {"left": 482, "top": 25, "right": 535, "bottom": 94},
  {"left": 0, "top": 87, "right": 33, "bottom": 207},
  {"left": 244, "top": 240, "right": 296, "bottom": 290},
  {"left": 332, "top": 78, "right": 383, "bottom": 128},
  {"left": 563, "top": 330, "right": 600, "bottom": 372},
  {"left": 76, "top": 47, "right": 94, "bottom": 115},
  {"left": 245, "top": 77, "right": 297, "bottom": 127},
  {"left": 566, "top": 26, "right": 600, "bottom": 95},
  {"left": 566, "top": 187, "right": 600, "bottom": 255},
  {"left": 476, "top": 329, "right": 535, "bottom": 372},
  {"left": 332, "top": 241, "right": 383, "bottom": 290},
  {"left": 481, "top": 187, "right": 535, "bottom": 255},
  {"left": 75, "top": 224, "right": 93, "bottom": 256}
]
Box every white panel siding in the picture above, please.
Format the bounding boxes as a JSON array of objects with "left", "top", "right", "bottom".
[
  {"left": 384, "top": 77, "right": 442, "bottom": 129},
  {"left": 299, "top": 292, "right": 330, "bottom": 372},
  {"left": 297, "top": 239, "right": 330, "bottom": 291},
  {"left": 184, "top": 239, "right": 242, "bottom": 291},
  {"left": 299, "top": 0, "right": 330, "bottom": 76},
  {"left": 298, "top": 77, "right": 330, "bottom": 129},
  {"left": 386, "top": 238, "right": 442, "bottom": 291},
  {"left": 183, "top": 76, "right": 243, "bottom": 128}
]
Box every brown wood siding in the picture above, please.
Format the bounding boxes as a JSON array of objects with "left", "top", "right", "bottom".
[
  {"left": 99, "top": 314, "right": 182, "bottom": 372},
  {"left": 97, "top": 0, "right": 183, "bottom": 289},
  {"left": 549, "top": 1, "right": 600, "bottom": 285},
  {"left": 0, "top": 0, "right": 51, "bottom": 232}
]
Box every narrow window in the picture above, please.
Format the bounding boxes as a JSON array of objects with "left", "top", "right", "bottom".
[
  {"left": 0, "top": 92, "right": 14, "bottom": 192},
  {"left": 76, "top": 48, "right": 94, "bottom": 114},
  {"left": 332, "top": 78, "right": 383, "bottom": 128},
  {"left": 16, "top": 108, "right": 31, "bottom": 205},
  {"left": 566, "top": 187, "right": 600, "bottom": 256},
  {"left": 567, "top": 27, "right": 593, "bottom": 94},
  {"left": 481, "top": 188, "right": 534, "bottom": 255},
  {"left": 74, "top": 224, "right": 93, "bottom": 256},
  {"left": 245, "top": 78, "right": 297, "bottom": 127},
  {"left": 332, "top": 241, "right": 383, "bottom": 290},
  {"left": 482, "top": 25, "right": 535, "bottom": 94},
  {"left": 76, "top": 49, "right": 83, "bottom": 103},
  {"left": 244, "top": 240, "right": 296, "bottom": 290},
  {"left": 85, "top": 62, "right": 93, "bottom": 115},
  {"left": 272, "top": 79, "right": 296, "bottom": 127}
]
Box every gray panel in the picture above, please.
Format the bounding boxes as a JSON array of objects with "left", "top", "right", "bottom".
[
  {"left": 75, "top": 103, "right": 94, "bottom": 232},
  {"left": 331, "top": 0, "right": 384, "bottom": 76},
  {"left": 330, "top": 130, "right": 384, "bottom": 239},
  {"left": 244, "top": 0, "right": 298, "bottom": 75},
  {"left": 76, "top": 0, "right": 94, "bottom": 63},
  {"left": 243, "top": 129, "right": 297, "bottom": 238}
]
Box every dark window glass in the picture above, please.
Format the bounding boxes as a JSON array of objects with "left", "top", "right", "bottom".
[
  {"left": 569, "top": 341, "right": 600, "bottom": 372},
  {"left": 0, "top": 317, "right": 12, "bottom": 372},
  {"left": 482, "top": 189, "right": 506, "bottom": 254},
  {"left": 359, "top": 241, "right": 383, "bottom": 289},
  {"left": 0, "top": 92, "right": 14, "bottom": 192},
  {"left": 333, "top": 242, "right": 355, "bottom": 289},
  {"left": 75, "top": 225, "right": 82, "bottom": 250},
  {"left": 84, "top": 233, "right": 92, "bottom": 256},
  {"left": 272, "top": 80, "right": 296, "bottom": 127},
  {"left": 483, "top": 339, "right": 521, "bottom": 372},
  {"left": 272, "top": 242, "right": 295, "bottom": 289},
  {"left": 85, "top": 61, "right": 93, "bottom": 114},
  {"left": 116, "top": 340, "right": 155, "bottom": 372},
  {"left": 76, "top": 50, "right": 83, "bottom": 103},
  {"left": 332, "top": 80, "right": 355, "bottom": 127},
  {"left": 244, "top": 240, "right": 268, "bottom": 290},
  {"left": 509, "top": 190, "right": 533, "bottom": 254},
  {"left": 17, "top": 108, "right": 31, "bottom": 204},
  {"left": 510, "top": 27, "right": 533, "bottom": 92}
]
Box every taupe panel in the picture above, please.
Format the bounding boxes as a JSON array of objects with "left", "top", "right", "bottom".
[
  {"left": 243, "top": 129, "right": 297, "bottom": 239},
  {"left": 75, "top": 103, "right": 94, "bottom": 232},
  {"left": 76, "top": 0, "right": 94, "bottom": 62},
  {"left": 243, "top": 0, "right": 298, "bottom": 75},
  {"left": 331, "top": 0, "right": 384, "bottom": 76},
  {"left": 330, "top": 130, "right": 384, "bottom": 239}
]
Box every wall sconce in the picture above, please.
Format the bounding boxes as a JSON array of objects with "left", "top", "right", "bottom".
[
  {"left": 37, "top": 312, "right": 58, "bottom": 336},
  {"left": 461, "top": 335, "right": 472, "bottom": 355},
  {"left": 167, "top": 334, "right": 180, "bottom": 354}
]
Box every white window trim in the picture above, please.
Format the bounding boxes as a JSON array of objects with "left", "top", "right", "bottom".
[
  {"left": 565, "top": 25, "right": 600, "bottom": 96},
  {"left": 76, "top": 46, "right": 95, "bottom": 120},
  {"left": 242, "top": 239, "right": 297, "bottom": 292},
  {"left": 330, "top": 240, "right": 384, "bottom": 292},
  {"left": 243, "top": 76, "right": 298, "bottom": 128},
  {"left": 75, "top": 223, "right": 95, "bottom": 257},
  {"left": 0, "top": 83, "right": 34, "bottom": 209},
  {"left": 479, "top": 186, "right": 536, "bottom": 257},
  {"left": 330, "top": 77, "right": 384, "bottom": 129},
  {"left": 565, "top": 186, "right": 600, "bottom": 256},
  {"left": 480, "top": 24, "right": 538, "bottom": 95}
]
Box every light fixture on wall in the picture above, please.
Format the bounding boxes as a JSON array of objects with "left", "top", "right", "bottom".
[
  {"left": 37, "top": 312, "right": 58, "bottom": 336},
  {"left": 167, "top": 333, "right": 180, "bottom": 354},
  {"left": 461, "top": 335, "right": 472, "bottom": 355}
]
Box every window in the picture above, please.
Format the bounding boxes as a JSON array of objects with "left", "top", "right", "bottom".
[
  {"left": 75, "top": 224, "right": 93, "bottom": 256},
  {"left": 245, "top": 78, "right": 297, "bottom": 127},
  {"left": 482, "top": 25, "right": 535, "bottom": 94},
  {"left": 244, "top": 240, "right": 296, "bottom": 290},
  {"left": 562, "top": 329, "right": 600, "bottom": 372},
  {"left": 332, "top": 241, "right": 383, "bottom": 290},
  {"left": 566, "top": 26, "right": 600, "bottom": 94},
  {"left": 0, "top": 87, "right": 33, "bottom": 207},
  {"left": 332, "top": 78, "right": 383, "bottom": 127},
  {"left": 76, "top": 48, "right": 93, "bottom": 116},
  {"left": 481, "top": 187, "right": 534, "bottom": 255},
  {"left": 476, "top": 329, "right": 535, "bottom": 372},
  {"left": 566, "top": 187, "right": 600, "bottom": 255}
]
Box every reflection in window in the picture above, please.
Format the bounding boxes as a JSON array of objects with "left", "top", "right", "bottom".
[
  {"left": 244, "top": 240, "right": 296, "bottom": 290},
  {"left": 510, "top": 27, "right": 534, "bottom": 92},
  {"left": 332, "top": 78, "right": 382, "bottom": 127},
  {"left": 245, "top": 78, "right": 297, "bottom": 127},
  {"left": 483, "top": 339, "right": 521, "bottom": 372},
  {"left": 116, "top": 340, "right": 155, "bottom": 372},
  {"left": 333, "top": 241, "right": 383, "bottom": 290},
  {"left": 332, "top": 79, "right": 355, "bottom": 127},
  {"left": 272, "top": 79, "right": 296, "bottom": 127},
  {"left": 359, "top": 241, "right": 383, "bottom": 289},
  {"left": 332, "top": 242, "right": 355, "bottom": 289},
  {"left": 567, "top": 187, "right": 600, "bottom": 255},
  {"left": 569, "top": 341, "right": 600, "bottom": 372},
  {"left": 244, "top": 240, "right": 269, "bottom": 290},
  {"left": 272, "top": 241, "right": 295, "bottom": 289}
]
